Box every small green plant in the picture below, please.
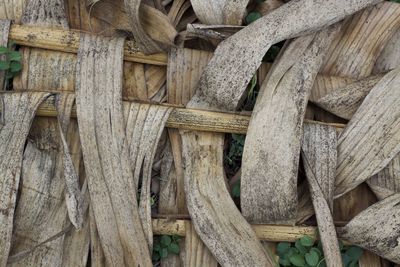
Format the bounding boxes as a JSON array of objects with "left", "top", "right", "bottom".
[
  {"left": 277, "top": 236, "right": 363, "bottom": 267},
  {"left": 390, "top": 0, "right": 400, "bottom": 3},
  {"left": 0, "top": 44, "right": 22, "bottom": 80},
  {"left": 152, "top": 235, "right": 181, "bottom": 263},
  {"left": 224, "top": 134, "right": 245, "bottom": 170}
]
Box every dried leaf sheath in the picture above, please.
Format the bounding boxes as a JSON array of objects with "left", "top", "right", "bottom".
[
  {"left": 190, "top": 0, "right": 249, "bottom": 25},
  {"left": 188, "top": 0, "right": 382, "bottom": 112},
  {"left": 124, "top": 0, "right": 163, "bottom": 54},
  {"left": 0, "top": 92, "right": 50, "bottom": 266},
  {"left": 124, "top": 102, "right": 172, "bottom": 249},
  {"left": 340, "top": 193, "right": 400, "bottom": 264},
  {"left": 335, "top": 68, "right": 400, "bottom": 197},
  {"left": 56, "top": 94, "right": 84, "bottom": 229},
  {"left": 181, "top": 131, "right": 274, "bottom": 266},
  {"left": 241, "top": 26, "right": 340, "bottom": 224},
  {"left": 75, "top": 34, "right": 152, "bottom": 266},
  {"left": 302, "top": 124, "right": 342, "bottom": 267},
  {"left": 21, "top": 0, "right": 69, "bottom": 28}
]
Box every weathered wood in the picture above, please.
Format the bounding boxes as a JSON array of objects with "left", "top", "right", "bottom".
[
  {"left": 302, "top": 124, "right": 341, "bottom": 267},
  {"left": 190, "top": 0, "right": 249, "bottom": 25},
  {"left": 340, "top": 193, "right": 400, "bottom": 264},
  {"left": 75, "top": 33, "right": 152, "bottom": 266},
  {"left": 187, "top": 0, "right": 382, "bottom": 112},
  {"left": 9, "top": 24, "right": 168, "bottom": 65},
  {"left": 0, "top": 92, "right": 50, "bottom": 266},
  {"left": 0, "top": 20, "right": 10, "bottom": 90},
  {"left": 0, "top": 0, "right": 25, "bottom": 23},
  {"left": 181, "top": 131, "right": 274, "bottom": 266},
  {"left": 335, "top": 68, "right": 400, "bottom": 197},
  {"left": 241, "top": 26, "right": 340, "bottom": 224},
  {"left": 313, "top": 75, "right": 383, "bottom": 120}
]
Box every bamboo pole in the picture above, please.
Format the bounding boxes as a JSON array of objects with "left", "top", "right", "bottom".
[
  {"left": 152, "top": 219, "right": 332, "bottom": 242},
  {"left": 26, "top": 94, "right": 345, "bottom": 134},
  {"left": 9, "top": 24, "right": 168, "bottom": 65}
]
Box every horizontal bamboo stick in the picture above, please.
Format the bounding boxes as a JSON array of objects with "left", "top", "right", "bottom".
[
  {"left": 9, "top": 24, "right": 168, "bottom": 65},
  {"left": 152, "top": 219, "right": 320, "bottom": 242},
  {"left": 31, "top": 94, "right": 345, "bottom": 134}
]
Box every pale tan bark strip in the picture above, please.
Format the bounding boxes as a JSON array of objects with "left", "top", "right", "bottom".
[
  {"left": 242, "top": 26, "right": 340, "bottom": 224},
  {"left": 0, "top": 92, "right": 50, "bottom": 267},
  {"left": 335, "top": 68, "right": 400, "bottom": 197},
  {"left": 188, "top": 0, "right": 382, "bottom": 112},
  {"left": 75, "top": 34, "right": 152, "bottom": 266}
]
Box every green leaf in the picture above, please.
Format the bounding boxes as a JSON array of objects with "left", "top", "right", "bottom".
[
  {"left": 391, "top": 0, "right": 400, "bottom": 3},
  {"left": 346, "top": 246, "right": 363, "bottom": 261},
  {"left": 338, "top": 240, "right": 344, "bottom": 251},
  {"left": 5, "top": 72, "right": 14, "bottom": 79},
  {"left": 167, "top": 243, "right": 180, "bottom": 255},
  {"left": 289, "top": 254, "right": 306, "bottom": 267},
  {"left": 342, "top": 253, "right": 350, "bottom": 266},
  {"left": 232, "top": 182, "right": 240, "bottom": 198},
  {"left": 161, "top": 235, "right": 172, "bottom": 247},
  {"left": 263, "top": 45, "right": 281, "bottom": 62},
  {"left": 153, "top": 243, "right": 161, "bottom": 252},
  {"left": 8, "top": 51, "right": 21, "bottom": 61},
  {"left": 160, "top": 248, "right": 168, "bottom": 259},
  {"left": 305, "top": 250, "right": 319, "bottom": 266},
  {"left": 172, "top": 235, "right": 182, "bottom": 242},
  {"left": 349, "top": 261, "right": 358, "bottom": 267},
  {"left": 152, "top": 252, "right": 160, "bottom": 262},
  {"left": 0, "top": 61, "right": 10, "bottom": 70},
  {"left": 310, "top": 248, "right": 322, "bottom": 258},
  {"left": 277, "top": 242, "right": 291, "bottom": 256},
  {"left": 295, "top": 240, "right": 308, "bottom": 255},
  {"left": 279, "top": 257, "right": 291, "bottom": 267},
  {"left": 9, "top": 61, "right": 22, "bottom": 72},
  {"left": 300, "top": 236, "right": 314, "bottom": 247},
  {"left": 0, "top": 47, "right": 8, "bottom": 54},
  {"left": 245, "top": 12, "right": 262, "bottom": 24},
  {"left": 317, "top": 259, "right": 327, "bottom": 267}
]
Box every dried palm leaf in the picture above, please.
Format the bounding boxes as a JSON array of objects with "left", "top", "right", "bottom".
[
  {"left": 187, "top": 0, "right": 382, "bottom": 112},
  {"left": 335, "top": 68, "right": 400, "bottom": 197},
  {"left": 190, "top": 0, "right": 249, "bottom": 25},
  {"left": 0, "top": 92, "right": 50, "bottom": 266},
  {"left": 124, "top": 102, "right": 172, "bottom": 249},
  {"left": 367, "top": 156, "right": 400, "bottom": 200},
  {"left": 21, "top": 0, "right": 69, "bottom": 28},
  {"left": 241, "top": 26, "right": 340, "bottom": 224},
  {"left": 339, "top": 193, "right": 400, "bottom": 264},
  {"left": 301, "top": 124, "right": 341, "bottom": 267},
  {"left": 75, "top": 33, "right": 152, "bottom": 266},
  {"left": 0, "top": 0, "right": 25, "bottom": 23},
  {"left": 313, "top": 75, "right": 383, "bottom": 120},
  {"left": 321, "top": 2, "right": 400, "bottom": 79},
  {"left": 374, "top": 28, "right": 400, "bottom": 73},
  {"left": 181, "top": 131, "right": 275, "bottom": 266}
]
